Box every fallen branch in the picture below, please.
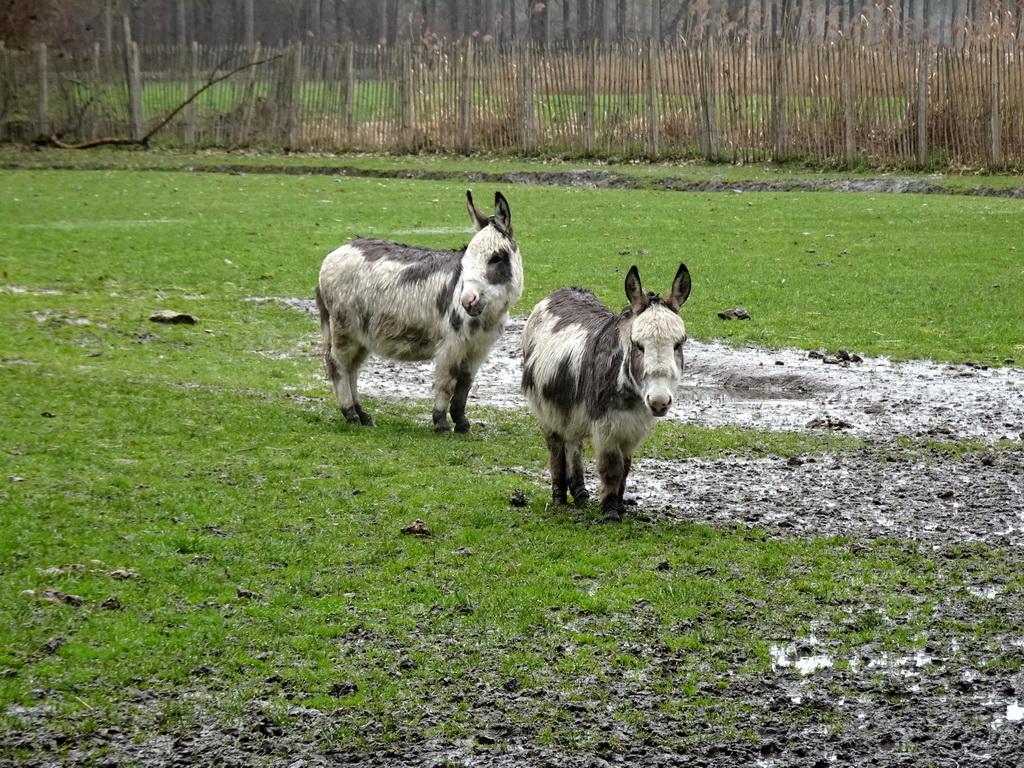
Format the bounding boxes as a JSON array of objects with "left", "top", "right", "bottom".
[{"left": 50, "top": 49, "right": 285, "bottom": 150}]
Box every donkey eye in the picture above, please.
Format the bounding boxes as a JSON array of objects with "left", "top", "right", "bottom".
[
  {"left": 634, "top": 341, "right": 645, "bottom": 353},
  {"left": 488, "top": 252, "right": 506, "bottom": 265},
  {"left": 673, "top": 341, "right": 683, "bottom": 352}
]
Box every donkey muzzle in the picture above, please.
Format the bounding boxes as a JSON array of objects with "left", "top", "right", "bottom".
[
  {"left": 461, "top": 289, "right": 484, "bottom": 317},
  {"left": 646, "top": 393, "right": 673, "bottom": 417}
]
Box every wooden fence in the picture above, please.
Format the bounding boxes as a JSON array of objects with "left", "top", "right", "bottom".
[{"left": 1, "top": 38, "right": 1022, "bottom": 168}]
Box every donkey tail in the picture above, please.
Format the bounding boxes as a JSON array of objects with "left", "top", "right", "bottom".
[{"left": 314, "top": 284, "right": 334, "bottom": 372}]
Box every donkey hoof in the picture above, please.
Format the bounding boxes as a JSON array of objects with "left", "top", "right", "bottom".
[
  {"left": 342, "top": 406, "right": 369, "bottom": 425},
  {"left": 571, "top": 489, "right": 591, "bottom": 505},
  {"left": 601, "top": 504, "right": 625, "bottom": 523},
  {"left": 454, "top": 420, "right": 472, "bottom": 434}
]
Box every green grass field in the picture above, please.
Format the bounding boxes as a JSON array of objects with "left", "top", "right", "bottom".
[{"left": 1, "top": 153, "right": 1022, "bottom": 762}]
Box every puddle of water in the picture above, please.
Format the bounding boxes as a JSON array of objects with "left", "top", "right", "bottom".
[
  {"left": 388, "top": 226, "right": 474, "bottom": 235},
  {"left": 770, "top": 641, "right": 834, "bottom": 675},
  {"left": 1, "top": 286, "right": 64, "bottom": 295},
  {"left": 968, "top": 585, "right": 1002, "bottom": 599},
  {"left": 677, "top": 384, "right": 815, "bottom": 404},
  {"left": 12, "top": 219, "right": 181, "bottom": 229}
]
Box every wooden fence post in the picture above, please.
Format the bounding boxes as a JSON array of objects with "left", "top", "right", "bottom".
[
  {"left": 122, "top": 17, "right": 144, "bottom": 141},
  {"left": 342, "top": 43, "right": 355, "bottom": 145},
  {"left": 0, "top": 44, "right": 8, "bottom": 142},
  {"left": 843, "top": 39, "right": 856, "bottom": 165},
  {"left": 915, "top": 39, "right": 928, "bottom": 168},
  {"left": 584, "top": 40, "right": 597, "bottom": 154},
  {"left": 288, "top": 42, "right": 303, "bottom": 150},
  {"left": 990, "top": 37, "right": 1002, "bottom": 167},
  {"left": 460, "top": 36, "right": 473, "bottom": 154},
  {"left": 90, "top": 43, "right": 101, "bottom": 140},
  {"left": 644, "top": 39, "right": 659, "bottom": 160},
  {"left": 238, "top": 42, "right": 262, "bottom": 146},
  {"left": 705, "top": 36, "right": 719, "bottom": 161},
  {"left": 400, "top": 42, "right": 414, "bottom": 151},
  {"left": 184, "top": 41, "right": 198, "bottom": 145},
  {"left": 520, "top": 43, "right": 535, "bottom": 152},
  {"left": 772, "top": 37, "right": 788, "bottom": 162},
  {"left": 36, "top": 44, "right": 49, "bottom": 140}
]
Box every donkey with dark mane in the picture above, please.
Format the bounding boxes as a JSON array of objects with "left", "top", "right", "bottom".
[
  {"left": 316, "top": 190, "right": 522, "bottom": 432},
  {"left": 522, "top": 264, "right": 691, "bottom": 521}
]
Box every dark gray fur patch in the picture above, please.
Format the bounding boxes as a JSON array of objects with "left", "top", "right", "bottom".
[
  {"left": 449, "top": 310, "right": 463, "bottom": 332},
  {"left": 545, "top": 287, "right": 614, "bottom": 335},
  {"left": 436, "top": 268, "right": 461, "bottom": 316},
  {"left": 540, "top": 354, "right": 581, "bottom": 413},
  {"left": 588, "top": 330, "right": 640, "bottom": 419},
  {"left": 484, "top": 248, "right": 514, "bottom": 285},
  {"left": 355, "top": 237, "right": 461, "bottom": 267},
  {"left": 521, "top": 360, "right": 536, "bottom": 392},
  {"left": 353, "top": 238, "right": 463, "bottom": 290}
]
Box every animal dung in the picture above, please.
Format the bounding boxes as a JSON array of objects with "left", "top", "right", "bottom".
[
  {"left": 401, "top": 519, "right": 433, "bottom": 537},
  {"left": 717, "top": 306, "right": 750, "bottom": 320},
  {"left": 149, "top": 310, "right": 198, "bottom": 324}
]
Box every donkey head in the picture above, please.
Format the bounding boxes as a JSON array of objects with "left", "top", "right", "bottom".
[
  {"left": 459, "top": 191, "right": 522, "bottom": 319},
  {"left": 623, "top": 263, "right": 692, "bottom": 417}
]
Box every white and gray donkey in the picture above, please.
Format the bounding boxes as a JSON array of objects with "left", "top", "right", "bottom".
[
  {"left": 317, "top": 190, "right": 522, "bottom": 432},
  {"left": 522, "top": 264, "right": 691, "bottom": 521}
]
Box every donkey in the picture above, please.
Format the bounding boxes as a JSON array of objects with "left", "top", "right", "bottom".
[
  {"left": 521, "top": 264, "right": 691, "bottom": 522},
  {"left": 316, "top": 190, "right": 522, "bottom": 433}
]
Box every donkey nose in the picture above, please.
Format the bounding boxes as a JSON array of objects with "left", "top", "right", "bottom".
[
  {"left": 461, "top": 289, "right": 482, "bottom": 316},
  {"left": 647, "top": 393, "right": 672, "bottom": 417}
]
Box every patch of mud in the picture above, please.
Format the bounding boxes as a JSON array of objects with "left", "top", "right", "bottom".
[
  {"left": 329, "top": 315, "right": 1023, "bottom": 444},
  {"left": 265, "top": 295, "right": 1023, "bottom": 444},
  {"left": 193, "top": 164, "right": 1024, "bottom": 199},
  {"left": 633, "top": 448, "right": 1024, "bottom": 547},
  {"left": 13, "top": 157, "right": 1024, "bottom": 199}
]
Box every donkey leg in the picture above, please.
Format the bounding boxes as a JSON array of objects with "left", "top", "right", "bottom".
[
  {"left": 431, "top": 374, "right": 455, "bottom": 434},
  {"left": 448, "top": 362, "right": 474, "bottom": 434},
  {"left": 544, "top": 432, "right": 569, "bottom": 505},
  {"left": 330, "top": 340, "right": 374, "bottom": 426},
  {"left": 567, "top": 443, "right": 590, "bottom": 505},
  {"left": 618, "top": 455, "right": 633, "bottom": 506},
  {"left": 346, "top": 354, "right": 375, "bottom": 426},
  {"left": 596, "top": 449, "right": 628, "bottom": 522}
]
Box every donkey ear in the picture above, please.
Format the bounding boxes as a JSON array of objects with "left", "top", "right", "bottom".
[
  {"left": 466, "top": 190, "right": 490, "bottom": 232},
  {"left": 665, "top": 263, "right": 692, "bottom": 313},
  {"left": 493, "top": 191, "right": 513, "bottom": 237},
  {"left": 625, "top": 265, "right": 648, "bottom": 313}
]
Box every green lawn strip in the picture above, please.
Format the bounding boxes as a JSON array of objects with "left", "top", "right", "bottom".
[{"left": 3, "top": 169, "right": 1020, "bottom": 365}]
